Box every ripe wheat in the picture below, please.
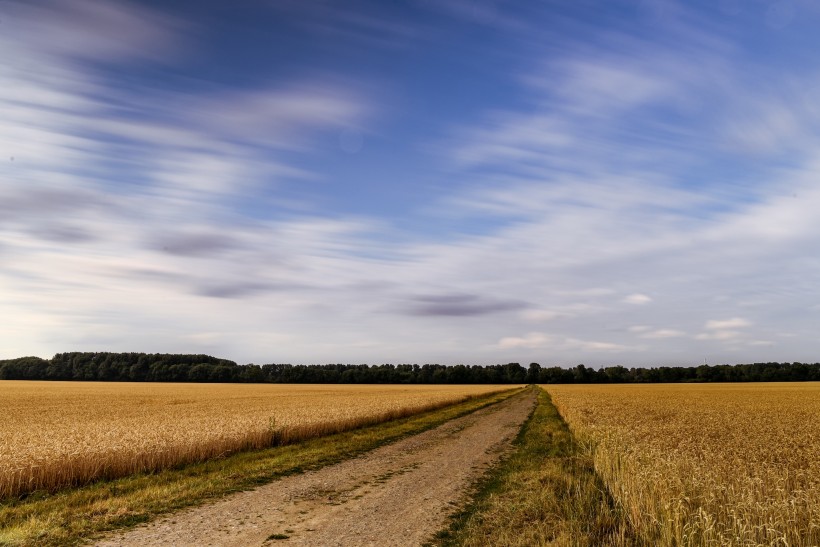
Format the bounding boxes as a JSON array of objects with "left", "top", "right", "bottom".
[
  {"left": 545, "top": 383, "right": 820, "bottom": 546},
  {"left": 0, "top": 381, "right": 508, "bottom": 499}
]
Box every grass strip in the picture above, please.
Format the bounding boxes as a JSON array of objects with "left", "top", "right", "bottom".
[
  {"left": 433, "top": 386, "right": 635, "bottom": 547},
  {"left": 0, "top": 387, "right": 521, "bottom": 547}
]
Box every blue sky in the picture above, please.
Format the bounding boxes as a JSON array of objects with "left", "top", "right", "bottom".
[{"left": 2, "top": 0, "right": 820, "bottom": 367}]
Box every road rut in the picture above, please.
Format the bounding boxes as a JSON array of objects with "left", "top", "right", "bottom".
[{"left": 94, "top": 388, "right": 536, "bottom": 547}]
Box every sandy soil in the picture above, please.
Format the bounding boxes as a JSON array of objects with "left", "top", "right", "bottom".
[{"left": 94, "top": 389, "right": 536, "bottom": 547}]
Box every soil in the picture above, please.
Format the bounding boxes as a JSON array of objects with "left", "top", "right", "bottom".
[{"left": 93, "top": 389, "right": 536, "bottom": 547}]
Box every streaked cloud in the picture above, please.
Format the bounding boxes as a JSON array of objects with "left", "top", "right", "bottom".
[
  {"left": 407, "top": 294, "right": 525, "bottom": 317},
  {"left": 2, "top": 0, "right": 820, "bottom": 366},
  {"left": 521, "top": 309, "right": 562, "bottom": 322},
  {"left": 696, "top": 331, "right": 744, "bottom": 341},
  {"left": 623, "top": 294, "right": 652, "bottom": 305},
  {"left": 705, "top": 318, "right": 752, "bottom": 330},
  {"left": 2, "top": 0, "right": 188, "bottom": 63},
  {"left": 498, "top": 333, "right": 550, "bottom": 350},
  {"left": 637, "top": 329, "right": 687, "bottom": 339}
]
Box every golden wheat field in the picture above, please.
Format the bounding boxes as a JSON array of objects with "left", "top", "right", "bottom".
[
  {"left": 545, "top": 383, "right": 820, "bottom": 546},
  {"left": 0, "top": 381, "right": 509, "bottom": 499}
]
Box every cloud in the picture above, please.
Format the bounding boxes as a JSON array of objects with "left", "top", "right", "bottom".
[
  {"left": 424, "top": 0, "right": 532, "bottom": 31},
  {"left": 564, "top": 338, "right": 636, "bottom": 353},
  {"left": 408, "top": 294, "right": 525, "bottom": 317},
  {"left": 195, "top": 282, "right": 287, "bottom": 299},
  {"left": 640, "top": 329, "right": 686, "bottom": 339},
  {"left": 696, "top": 330, "right": 743, "bottom": 341},
  {"left": 623, "top": 293, "right": 652, "bottom": 305},
  {"left": 546, "top": 58, "right": 675, "bottom": 114},
  {"left": 498, "top": 332, "right": 549, "bottom": 349},
  {"left": 0, "top": 1, "right": 391, "bottom": 359},
  {"left": 705, "top": 318, "right": 752, "bottom": 330},
  {"left": 187, "top": 84, "right": 370, "bottom": 148},
  {"left": 498, "top": 333, "right": 637, "bottom": 353},
  {"left": 695, "top": 318, "right": 752, "bottom": 342},
  {"left": 153, "top": 232, "right": 241, "bottom": 258},
  {"left": 521, "top": 309, "right": 561, "bottom": 322},
  {"left": 0, "top": 187, "right": 112, "bottom": 224},
  {"left": 268, "top": 1, "right": 423, "bottom": 48},
  {"left": 3, "top": 1, "right": 820, "bottom": 366},
  {"left": 2, "top": 0, "right": 188, "bottom": 64},
  {"left": 27, "top": 225, "right": 98, "bottom": 244}
]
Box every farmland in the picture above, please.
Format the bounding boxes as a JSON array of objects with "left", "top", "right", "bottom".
[
  {"left": 546, "top": 383, "right": 820, "bottom": 546},
  {"left": 6, "top": 380, "right": 820, "bottom": 546},
  {"left": 0, "top": 381, "right": 509, "bottom": 500}
]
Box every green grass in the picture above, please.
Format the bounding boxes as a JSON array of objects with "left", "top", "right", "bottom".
[
  {"left": 433, "top": 386, "right": 635, "bottom": 547},
  {"left": 0, "top": 388, "right": 520, "bottom": 547}
]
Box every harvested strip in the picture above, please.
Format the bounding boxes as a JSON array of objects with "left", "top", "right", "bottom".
[{"left": 95, "top": 388, "right": 537, "bottom": 547}]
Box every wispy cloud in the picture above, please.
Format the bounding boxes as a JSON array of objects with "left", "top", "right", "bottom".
[
  {"left": 497, "top": 333, "right": 637, "bottom": 354},
  {"left": 2, "top": 0, "right": 188, "bottom": 63},
  {"left": 640, "top": 329, "right": 686, "bottom": 339},
  {"left": 267, "top": 0, "right": 424, "bottom": 48},
  {"left": 3, "top": 0, "right": 820, "bottom": 366},
  {"left": 407, "top": 294, "right": 525, "bottom": 317},
  {"left": 705, "top": 318, "right": 752, "bottom": 330},
  {"left": 623, "top": 294, "right": 652, "bottom": 305},
  {"left": 498, "top": 332, "right": 550, "bottom": 350}
]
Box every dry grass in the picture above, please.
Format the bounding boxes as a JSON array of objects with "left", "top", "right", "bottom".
[
  {"left": 545, "top": 382, "right": 820, "bottom": 546},
  {"left": 0, "top": 381, "right": 509, "bottom": 499}
]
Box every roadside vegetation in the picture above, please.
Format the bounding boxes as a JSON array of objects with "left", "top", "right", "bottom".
[
  {"left": 434, "top": 386, "right": 633, "bottom": 546},
  {"left": 0, "top": 387, "right": 519, "bottom": 547}
]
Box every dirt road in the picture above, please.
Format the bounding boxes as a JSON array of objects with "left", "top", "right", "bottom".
[{"left": 94, "top": 388, "right": 536, "bottom": 547}]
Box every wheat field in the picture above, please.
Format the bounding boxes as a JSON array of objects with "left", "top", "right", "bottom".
[
  {"left": 0, "top": 381, "right": 509, "bottom": 499},
  {"left": 545, "top": 383, "right": 820, "bottom": 546}
]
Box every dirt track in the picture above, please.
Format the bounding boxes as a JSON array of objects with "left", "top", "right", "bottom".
[{"left": 94, "top": 388, "right": 536, "bottom": 547}]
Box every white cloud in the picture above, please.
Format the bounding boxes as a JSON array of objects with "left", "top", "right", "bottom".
[
  {"left": 497, "top": 333, "right": 636, "bottom": 354},
  {"left": 641, "top": 329, "right": 686, "bottom": 339},
  {"left": 705, "top": 318, "right": 751, "bottom": 330},
  {"left": 188, "top": 85, "right": 369, "bottom": 148},
  {"left": 696, "top": 330, "right": 743, "bottom": 341},
  {"left": 3, "top": 0, "right": 187, "bottom": 64},
  {"left": 498, "top": 333, "right": 550, "bottom": 349},
  {"left": 623, "top": 293, "right": 652, "bottom": 305},
  {"left": 548, "top": 58, "right": 675, "bottom": 113},
  {"left": 521, "top": 310, "right": 561, "bottom": 322},
  {"left": 565, "top": 338, "right": 636, "bottom": 353}
]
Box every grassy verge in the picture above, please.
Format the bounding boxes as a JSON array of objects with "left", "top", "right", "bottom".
[
  {"left": 0, "top": 388, "right": 521, "bottom": 547},
  {"left": 433, "top": 387, "right": 635, "bottom": 547}
]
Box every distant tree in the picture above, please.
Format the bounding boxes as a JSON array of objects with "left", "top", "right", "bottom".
[{"left": 527, "top": 362, "right": 541, "bottom": 383}]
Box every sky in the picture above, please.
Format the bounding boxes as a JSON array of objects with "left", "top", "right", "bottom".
[{"left": 2, "top": 0, "right": 820, "bottom": 367}]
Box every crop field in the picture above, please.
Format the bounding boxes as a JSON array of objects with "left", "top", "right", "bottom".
[
  {"left": 0, "top": 381, "right": 509, "bottom": 500},
  {"left": 545, "top": 383, "right": 820, "bottom": 546}
]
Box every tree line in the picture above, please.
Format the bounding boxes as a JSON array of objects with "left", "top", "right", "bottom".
[{"left": 2, "top": 352, "right": 820, "bottom": 384}]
